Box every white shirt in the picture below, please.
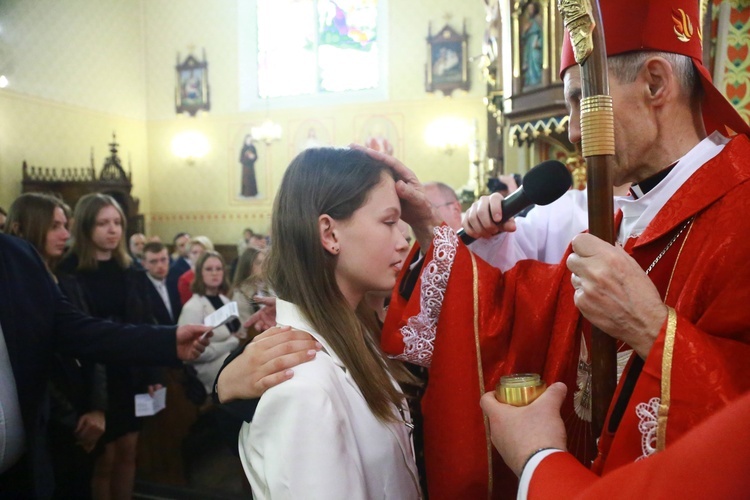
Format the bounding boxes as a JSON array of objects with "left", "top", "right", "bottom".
[
  {"left": 239, "top": 299, "right": 421, "bottom": 499},
  {"left": 147, "top": 274, "right": 173, "bottom": 321},
  {"left": 616, "top": 132, "right": 728, "bottom": 242},
  {"left": 470, "top": 189, "right": 590, "bottom": 271}
]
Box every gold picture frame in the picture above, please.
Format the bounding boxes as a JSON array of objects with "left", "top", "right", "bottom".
[
  {"left": 175, "top": 49, "right": 211, "bottom": 116},
  {"left": 499, "top": 0, "right": 568, "bottom": 99},
  {"left": 425, "top": 22, "right": 470, "bottom": 95}
]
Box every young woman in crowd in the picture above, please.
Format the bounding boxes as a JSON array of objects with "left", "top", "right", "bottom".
[
  {"left": 56, "top": 193, "right": 160, "bottom": 500},
  {"left": 6, "top": 193, "right": 108, "bottom": 498},
  {"left": 230, "top": 246, "right": 268, "bottom": 334},
  {"left": 177, "top": 235, "right": 214, "bottom": 304},
  {"left": 238, "top": 147, "right": 421, "bottom": 498},
  {"left": 6, "top": 193, "right": 70, "bottom": 271},
  {"left": 178, "top": 250, "right": 241, "bottom": 395}
]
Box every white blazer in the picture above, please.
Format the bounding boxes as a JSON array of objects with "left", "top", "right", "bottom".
[
  {"left": 178, "top": 293, "right": 240, "bottom": 393},
  {"left": 239, "top": 299, "right": 421, "bottom": 500}
]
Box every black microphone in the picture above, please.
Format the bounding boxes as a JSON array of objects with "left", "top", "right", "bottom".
[{"left": 456, "top": 160, "right": 572, "bottom": 245}]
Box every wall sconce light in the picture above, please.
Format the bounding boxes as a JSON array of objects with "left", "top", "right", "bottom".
[
  {"left": 171, "top": 130, "right": 210, "bottom": 165},
  {"left": 0, "top": 75, "right": 8, "bottom": 88},
  {"left": 251, "top": 119, "right": 282, "bottom": 145},
  {"left": 424, "top": 117, "right": 473, "bottom": 154}
]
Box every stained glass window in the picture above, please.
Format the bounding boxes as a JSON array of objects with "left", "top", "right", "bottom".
[{"left": 257, "top": 0, "right": 380, "bottom": 98}]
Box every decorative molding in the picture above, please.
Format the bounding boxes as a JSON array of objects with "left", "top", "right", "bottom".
[
  {"left": 508, "top": 115, "right": 568, "bottom": 145},
  {"left": 148, "top": 211, "right": 272, "bottom": 223}
]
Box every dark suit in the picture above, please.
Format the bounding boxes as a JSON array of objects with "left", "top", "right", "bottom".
[
  {"left": 145, "top": 277, "right": 181, "bottom": 326},
  {"left": 0, "top": 234, "right": 180, "bottom": 498},
  {"left": 166, "top": 257, "right": 190, "bottom": 318}
]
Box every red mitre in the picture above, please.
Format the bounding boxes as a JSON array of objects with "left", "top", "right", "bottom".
[{"left": 560, "top": 0, "right": 750, "bottom": 137}]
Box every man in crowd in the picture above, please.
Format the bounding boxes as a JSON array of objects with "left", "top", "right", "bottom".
[
  {"left": 142, "top": 241, "right": 181, "bottom": 325},
  {"left": 423, "top": 181, "right": 462, "bottom": 231}
]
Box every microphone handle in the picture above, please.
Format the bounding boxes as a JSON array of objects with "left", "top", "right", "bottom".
[{"left": 455, "top": 188, "right": 531, "bottom": 245}]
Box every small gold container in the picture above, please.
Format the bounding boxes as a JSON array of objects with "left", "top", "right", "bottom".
[{"left": 494, "top": 373, "right": 547, "bottom": 407}]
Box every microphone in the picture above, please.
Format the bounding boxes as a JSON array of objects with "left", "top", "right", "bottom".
[{"left": 456, "top": 160, "right": 572, "bottom": 245}]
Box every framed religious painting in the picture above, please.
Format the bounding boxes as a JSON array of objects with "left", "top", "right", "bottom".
[
  {"left": 175, "top": 49, "right": 211, "bottom": 116},
  {"left": 497, "top": 0, "right": 569, "bottom": 132},
  {"left": 503, "top": 0, "right": 566, "bottom": 96},
  {"left": 425, "top": 22, "right": 470, "bottom": 95}
]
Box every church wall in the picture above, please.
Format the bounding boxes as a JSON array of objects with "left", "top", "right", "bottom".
[
  {"left": 0, "top": 0, "right": 488, "bottom": 244},
  {"left": 2, "top": 1, "right": 745, "bottom": 245},
  {"left": 142, "top": 0, "right": 488, "bottom": 242},
  {"left": 0, "top": 0, "right": 151, "bottom": 214}
]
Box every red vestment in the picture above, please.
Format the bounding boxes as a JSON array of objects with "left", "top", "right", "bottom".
[
  {"left": 528, "top": 390, "right": 750, "bottom": 499},
  {"left": 382, "top": 135, "right": 750, "bottom": 498}
]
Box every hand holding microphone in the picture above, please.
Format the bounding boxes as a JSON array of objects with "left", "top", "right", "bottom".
[{"left": 459, "top": 160, "right": 572, "bottom": 244}]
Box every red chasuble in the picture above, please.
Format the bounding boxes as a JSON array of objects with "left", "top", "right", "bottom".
[
  {"left": 382, "top": 135, "right": 750, "bottom": 499},
  {"left": 528, "top": 391, "right": 750, "bottom": 499}
]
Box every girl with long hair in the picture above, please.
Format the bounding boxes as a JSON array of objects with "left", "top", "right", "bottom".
[
  {"left": 178, "top": 250, "right": 241, "bottom": 395},
  {"left": 238, "top": 147, "right": 421, "bottom": 498},
  {"left": 230, "top": 246, "right": 268, "bottom": 333},
  {"left": 56, "top": 193, "right": 160, "bottom": 500},
  {"left": 7, "top": 193, "right": 107, "bottom": 498},
  {"left": 5, "top": 193, "right": 70, "bottom": 271}
]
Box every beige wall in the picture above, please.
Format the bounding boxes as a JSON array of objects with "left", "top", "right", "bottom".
[
  {"left": 0, "top": 91, "right": 151, "bottom": 212},
  {"left": 0, "top": 0, "right": 150, "bottom": 213},
  {"left": 0, "top": 0, "right": 487, "bottom": 244}
]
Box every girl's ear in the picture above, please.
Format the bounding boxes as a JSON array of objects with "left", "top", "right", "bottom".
[{"left": 319, "top": 214, "right": 340, "bottom": 255}]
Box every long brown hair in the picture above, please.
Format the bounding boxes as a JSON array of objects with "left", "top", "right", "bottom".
[
  {"left": 6, "top": 193, "right": 67, "bottom": 267},
  {"left": 69, "top": 193, "right": 132, "bottom": 271},
  {"left": 191, "top": 250, "right": 230, "bottom": 296},
  {"left": 267, "top": 147, "right": 414, "bottom": 422},
  {"left": 231, "top": 246, "right": 265, "bottom": 290}
]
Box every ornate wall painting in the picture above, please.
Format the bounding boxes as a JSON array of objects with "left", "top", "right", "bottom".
[
  {"left": 229, "top": 125, "right": 271, "bottom": 204},
  {"left": 354, "top": 114, "right": 404, "bottom": 160},
  {"left": 289, "top": 118, "right": 335, "bottom": 157},
  {"left": 175, "top": 49, "right": 210, "bottom": 116}
]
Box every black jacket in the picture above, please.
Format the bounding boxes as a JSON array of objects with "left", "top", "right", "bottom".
[{"left": 0, "top": 234, "right": 179, "bottom": 498}]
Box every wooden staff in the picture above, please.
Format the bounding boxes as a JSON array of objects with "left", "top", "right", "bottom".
[{"left": 558, "top": 0, "right": 617, "bottom": 437}]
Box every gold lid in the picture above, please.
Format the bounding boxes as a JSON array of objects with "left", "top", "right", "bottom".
[{"left": 494, "top": 373, "right": 547, "bottom": 407}]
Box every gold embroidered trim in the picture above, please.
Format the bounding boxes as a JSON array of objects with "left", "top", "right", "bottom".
[
  {"left": 469, "top": 251, "right": 492, "bottom": 498},
  {"left": 657, "top": 307, "right": 677, "bottom": 452},
  {"left": 657, "top": 216, "right": 695, "bottom": 452},
  {"left": 664, "top": 217, "right": 695, "bottom": 301}
]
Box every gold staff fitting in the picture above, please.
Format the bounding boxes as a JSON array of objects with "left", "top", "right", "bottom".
[{"left": 580, "top": 95, "right": 615, "bottom": 157}]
